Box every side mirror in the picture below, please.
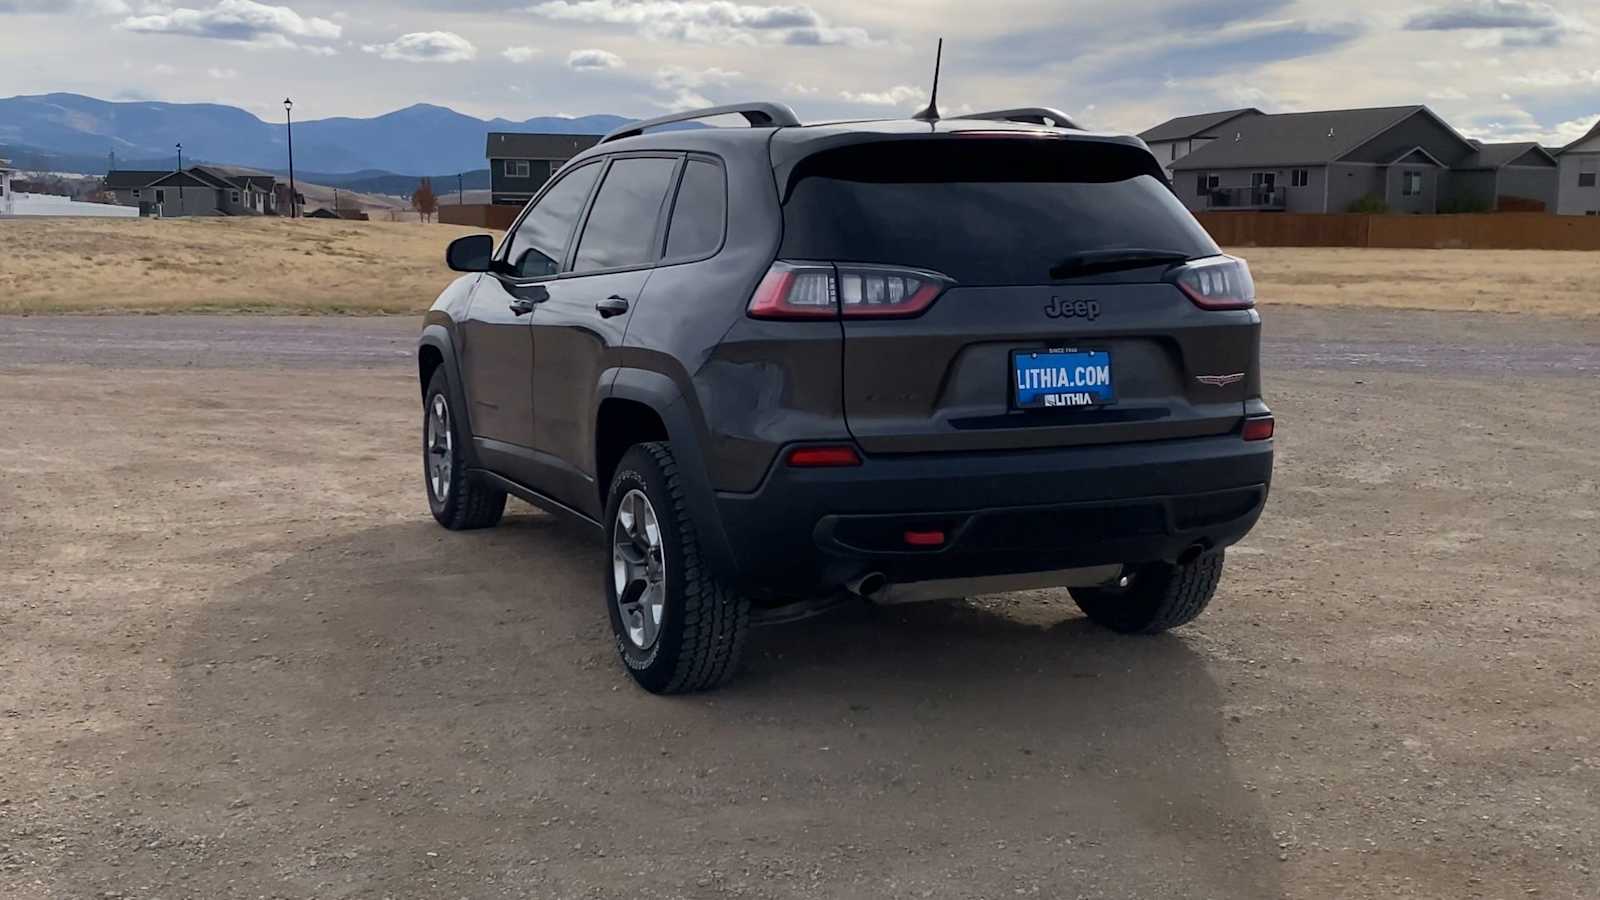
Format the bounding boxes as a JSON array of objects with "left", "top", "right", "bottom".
[{"left": 446, "top": 234, "right": 494, "bottom": 273}]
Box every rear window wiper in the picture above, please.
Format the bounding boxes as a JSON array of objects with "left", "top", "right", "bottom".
[{"left": 1049, "top": 248, "right": 1192, "bottom": 280}]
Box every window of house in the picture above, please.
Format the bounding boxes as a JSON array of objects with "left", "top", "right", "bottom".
[
  {"left": 132, "top": 189, "right": 141, "bottom": 199},
  {"left": 155, "top": 189, "right": 165, "bottom": 204},
  {"left": 504, "top": 159, "right": 531, "bottom": 179},
  {"left": 572, "top": 156, "right": 680, "bottom": 273},
  {"left": 1402, "top": 171, "right": 1424, "bottom": 197},
  {"left": 231, "top": 190, "right": 240, "bottom": 202},
  {"left": 503, "top": 161, "right": 601, "bottom": 279},
  {"left": 1195, "top": 173, "right": 1218, "bottom": 197},
  {"left": 663, "top": 159, "right": 727, "bottom": 261},
  {"left": 1291, "top": 169, "right": 1309, "bottom": 188},
  {"left": 1580, "top": 157, "right": 1597, "bottom": 188}
]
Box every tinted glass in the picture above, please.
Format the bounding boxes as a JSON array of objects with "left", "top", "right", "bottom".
[
  {"left": 664, "top": 159, "right": 727, "bottom": 260},
  {"left": 505, "top": 161, "right": 600, "bottom": 278},
  {"left": 781, "top": 140, "right": 1218, "bottom": 285},
  {"left": 572, "top": 157, "right": 678, "bottom": 273}
]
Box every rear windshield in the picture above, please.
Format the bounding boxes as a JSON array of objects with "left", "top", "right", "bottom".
[{"left": 779, "top": 139, "right": 1219, "bottom": 285}]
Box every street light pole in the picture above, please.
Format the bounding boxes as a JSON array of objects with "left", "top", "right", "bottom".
[
  {"left": 458, "top": 172, "right": 463, "bottom": 205},
  {"left": 283, "top": 98, "right": 297, "bottom": 219},
  {"left": 176, "top": 142, "right": 183, "bottom": 205}
]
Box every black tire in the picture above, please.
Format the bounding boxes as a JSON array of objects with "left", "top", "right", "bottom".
[
  {"left": 423, "top": 368, "right": 506, "bottom": 531},
  {"left": 1070, "top": 550, "right": 1225, "bottom": 634},
  {"left": 604, "top": 442, "right": 750, "bottom": 694}
]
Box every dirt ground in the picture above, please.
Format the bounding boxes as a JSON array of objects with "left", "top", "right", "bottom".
[
  {"left": 3, "top": 217, "right": 1598, "bottom": 317},
  {"left": 1, "top": 309, "right": 1596, "bottom": 899}
]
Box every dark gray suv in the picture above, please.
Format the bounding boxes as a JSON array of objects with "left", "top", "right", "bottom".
[{"left": 417, "top": 102, "right": 1273, "bottom": 693}]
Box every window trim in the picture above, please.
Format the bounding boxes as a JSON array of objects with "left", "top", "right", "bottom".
[
  {"left": 1402, "top": 169, "right": 1424, "bottom": 197},
  {"left": 1290, "top": 168, "right": 1309, "bottom": 188},
  {"left": 562, "top": 151, "right": 685, "bottom": 279},
  {"left": 658, "top": 152, "right": 730, "bottom": 268},
  {"left": 504, "top": 159, "right": 531, "bottom": 179},
  {"left": 495, "top": 158, "right": 606, "bottom": 284}
]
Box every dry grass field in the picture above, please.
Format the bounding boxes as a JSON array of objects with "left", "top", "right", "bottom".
[{"left": 1, "top": 216, "right": 1597, "bottom": 316}]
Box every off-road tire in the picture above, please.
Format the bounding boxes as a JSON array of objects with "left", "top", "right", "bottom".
[
  {"left": 424, "top": 368, "right": 506, "bottom": 530},
  {"left": 605, "top": 442, "right": 750, "bottom": 694},
  {"left": 1070, "top": 550, "right": 1225, "bottom": 634}
]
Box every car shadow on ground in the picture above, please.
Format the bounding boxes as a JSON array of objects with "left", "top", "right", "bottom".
[{"left": 58, "top": 513, "right": 1285, "bottom": 899}]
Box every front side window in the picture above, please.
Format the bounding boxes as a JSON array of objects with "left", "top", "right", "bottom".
[
  {"left": 1579, "top": 157, "right": 1597, "bottom": 188},
  {"left": 664, "top": 159, "right": 727, "bottom": 261},
  {"left": 571, "top": 156, "right": 679, "bottom": 273},
  {"left": 1291, "top": 169, "right": 1309, "bottom": 188},
  {"left": 503, "top": 161, "right": 601, "bottom": 279},
  {"left": 1403, "top": 171, "right": 1424, "bottom": 196},
  {"left": 505, "top": 159, "right": 531, "bottom": 179}
]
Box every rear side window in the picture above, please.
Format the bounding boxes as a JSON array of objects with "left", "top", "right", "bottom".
[
  {"left": 664, "top": 159, "right": 727, "bottom": 260},
  {"left": 505, "top": 161, "right": 600, "bottom": 279},
  {"left": 572, "top": 156, "right": 679, "bottom": 273},
  {"left": 780, "top": 140, "right": 1219, "bottom": 285}
]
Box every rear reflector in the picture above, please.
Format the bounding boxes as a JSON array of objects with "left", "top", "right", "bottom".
[
  {"left": 786, "top": 445, "right": 862, "bottom": 467},
  {"left": 748, "top": 261, "right": 951, "bottom": 320},
  {"left": 1242, "top": 416, "right": 1275, "bottom": 441},
  {"left": 1172, "top": 255, "right": 1256, "bottom": 311},
  {"left": 903, "top": 530, "right": 946, "bottom": 547}
]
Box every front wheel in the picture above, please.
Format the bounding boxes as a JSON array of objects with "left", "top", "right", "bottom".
[
  {"left": 605, "top": 443, "right": 749, "bottom": 694},
  {"left": 423, "top": 368, "right": 506, "bottom": 530},
  {"left": 1070, "top": 550, "right": 1225, "bottom": 634}
]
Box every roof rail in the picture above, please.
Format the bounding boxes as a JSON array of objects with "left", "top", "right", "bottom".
[
  {"left": 600, "top": 102, "right": 802, "bottom": 144},
  {"left": 954, "top": 107, "right": 1081, "bottom": 130}
]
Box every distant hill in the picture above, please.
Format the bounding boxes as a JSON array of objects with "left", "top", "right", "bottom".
[{"left": 0, "top": 92, "right": 627, "bottom": 177}]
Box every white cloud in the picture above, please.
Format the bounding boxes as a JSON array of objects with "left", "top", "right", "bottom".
[
  {"left": 1507, "top": 68, "right": 1600, "bottom": 88},
  {"left": 206, "top": 66, "right": 239, "bottom": 78},
  {"left": 527, "top": 0, "right": 882, "bottom": 47},
  {"left": 838, "top": 84, "right": 923, "bottom": 107},
  {"left": 1458, "top": 113, "right": 1599, "bottom": 145},
  {"left": 362, "top": 31, "right": 477, "bottom": 62},
  {"left": 785, "top": 82, "right": 818, "bottom": 95},
  {"left": 652, "top": 65, "right": 739, "bottom": 109},
  {"left": 501, "top": 45, "right": 541, "bottom": 62},
  {"left": 1426, "top": 87, "right": 1468, "bottom": 100},
  {"left": 567, "top": 47, "right": 624, "bottom": 70},
  {"left": 120, "top": 0, "right": 340, "bottom": 52}
]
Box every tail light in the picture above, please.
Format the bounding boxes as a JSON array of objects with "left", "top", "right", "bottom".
[
  {"left": 1242, "top": 416, "right": 1275, "bottom": 441},
  {"left": 786, "top": 445, "right": 862, "bottom": 467},
  {"left": 748, "top": 261, "right": 951, "bottom": 320},
  {"left": 1172, "top": 255, "right": 1255, "bottom": 310}
]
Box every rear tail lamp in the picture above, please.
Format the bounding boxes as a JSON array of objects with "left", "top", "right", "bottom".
[
  {"left": 785, "top": 445, "right": 862, "bottom": 467},
  {"left": 1242, "top": 416, "right": 1275, "bottom": 441},
  {"left": 1172, "top": 255, "right": 1256, "bottom": 310},
  {"left": 748, "top": 262, "right": 951, "bottom": 320}
]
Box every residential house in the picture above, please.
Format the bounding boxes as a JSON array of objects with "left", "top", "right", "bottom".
[
  {"left": 0, "top": 158, "right": 13, "bottom": 216},
  {"left": 1163, "top": 105, "right": 1556, "bottom": 215},
  {"left": 1137, "top": 108, "right": 1261, "bottom": 179},
  {"left": 105, "top": 167, "right": 278, "bottom": 216},
  {"left": 1554, "top": 119, "right": 1600, "bottom": 216},
  {"left": 486, "top": 132, "right": 602, "bottom": 205}
]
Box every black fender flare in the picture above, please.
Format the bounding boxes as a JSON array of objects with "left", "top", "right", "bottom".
[
  {"left": 417, "top": 321, "right": 483, "bottom": 469},
  {"left": 604, "top": 367, "right": 738, "bottom": 579}
]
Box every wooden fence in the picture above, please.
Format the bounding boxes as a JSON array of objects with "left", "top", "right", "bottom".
[
  {"left": 1196, "top": 212, "right": 1600, "bottom": 251},
  {"left": 438, "top": 203, "right": 520, "bottom": 230}
]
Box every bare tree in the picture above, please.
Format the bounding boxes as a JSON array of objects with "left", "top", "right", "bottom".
[{"left": 412, "top": 178, "right": 438, "bottom": 224}]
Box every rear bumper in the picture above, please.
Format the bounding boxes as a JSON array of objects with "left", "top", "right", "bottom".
[{"left": 713, "top": 434, "right": 1272, "bottom": 598}]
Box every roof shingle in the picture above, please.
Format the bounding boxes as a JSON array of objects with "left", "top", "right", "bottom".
[{"left": 1171, "top": 106, "right": 1426, "bottom": 170}]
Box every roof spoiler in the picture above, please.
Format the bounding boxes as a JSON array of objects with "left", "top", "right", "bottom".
[
  {"left": 954, "top": 107, "right": 1081, "bottom": 130},
  {"left": 600, "top": 102, "right": 802, "bottom": 144}
]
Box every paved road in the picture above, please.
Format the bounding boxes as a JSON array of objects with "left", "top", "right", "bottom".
[{"left": 2, "top": 308, "right": 1596, "bottom": 375}]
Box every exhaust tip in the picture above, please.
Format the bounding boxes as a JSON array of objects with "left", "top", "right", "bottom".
[{"left": 847, "top": 572, "right": 887, "bottom": 598}]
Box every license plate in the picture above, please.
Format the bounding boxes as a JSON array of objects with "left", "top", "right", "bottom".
[{"left": 1012, "top": 348, "right": 1114, "bottom": 409}]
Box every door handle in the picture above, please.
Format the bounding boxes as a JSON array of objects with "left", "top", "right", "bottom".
[
  {"left": 595, "top": 295, "right": 630, "bottom": 318},
  {"left": 508, "top": 297, "right": 538, "bottom": 316},
  {"left": 506, "top": 284, "right": 549, "bottom": 316}
]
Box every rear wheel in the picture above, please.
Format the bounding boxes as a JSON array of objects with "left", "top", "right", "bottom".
[
  {"left": 1070, "top": 550, "right": 1225, "bottom": 634},
  {"left": 605, "top": 442, "right": 749, "bottom": 694},
  {"left": 423, "top": 368, "right": 506, "bottom": 530}
]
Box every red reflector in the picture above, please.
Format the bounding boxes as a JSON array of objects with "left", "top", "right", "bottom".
[
  {"left": 903, "top": 530, "right": 945, "bottom": 547},
  {"left": 786, "top": 445, "right": 862, "bottom": 467},
  {"left": 1242, "top": 416, "right": 1275, "bottom": 441}
]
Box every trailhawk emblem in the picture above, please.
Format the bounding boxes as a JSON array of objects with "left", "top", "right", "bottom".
[{"left": 1196, "top": 373, "right": 1246, "bottom": 387}]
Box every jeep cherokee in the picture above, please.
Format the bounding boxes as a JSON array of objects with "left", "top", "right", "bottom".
[{"left": 416, "top": 102, "right": 1273, "bottom": 693}]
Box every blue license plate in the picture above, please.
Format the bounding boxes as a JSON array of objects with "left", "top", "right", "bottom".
[{"left": 1012, "top": 348, "right": 1114, "bottom": 409}]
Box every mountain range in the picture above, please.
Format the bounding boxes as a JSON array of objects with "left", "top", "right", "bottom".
[{"left": 0, "top": 92, "right": 630, "bottom": 177}]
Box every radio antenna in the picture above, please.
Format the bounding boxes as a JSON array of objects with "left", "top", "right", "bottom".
[{"left": 912, "top": 38, "right": 944, "bottom": 122}]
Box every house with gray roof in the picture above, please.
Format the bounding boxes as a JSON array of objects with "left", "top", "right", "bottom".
[
  {"left": 486, "top": 132, "right": 603, "bottom": 206},
  {"left": 1155, "top": 104, "right": 1558, "bottom": 215},
  {"left": 1554, "top": 119, "right": 1600, "bottom": 216},
  {"left": 105, "top": 166, "right": 278, "bottom": 216},
  {"left": 1137, "top": 108, "right": 1261, "bottom": 178}
]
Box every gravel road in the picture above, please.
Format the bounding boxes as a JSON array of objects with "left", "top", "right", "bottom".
[{"left": 1, "top": 308, "right": 1596, "bottom": 899}]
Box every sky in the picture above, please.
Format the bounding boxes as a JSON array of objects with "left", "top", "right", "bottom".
[{"left": 0, "top": 0, "right": 1596, "bottom": 144}]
